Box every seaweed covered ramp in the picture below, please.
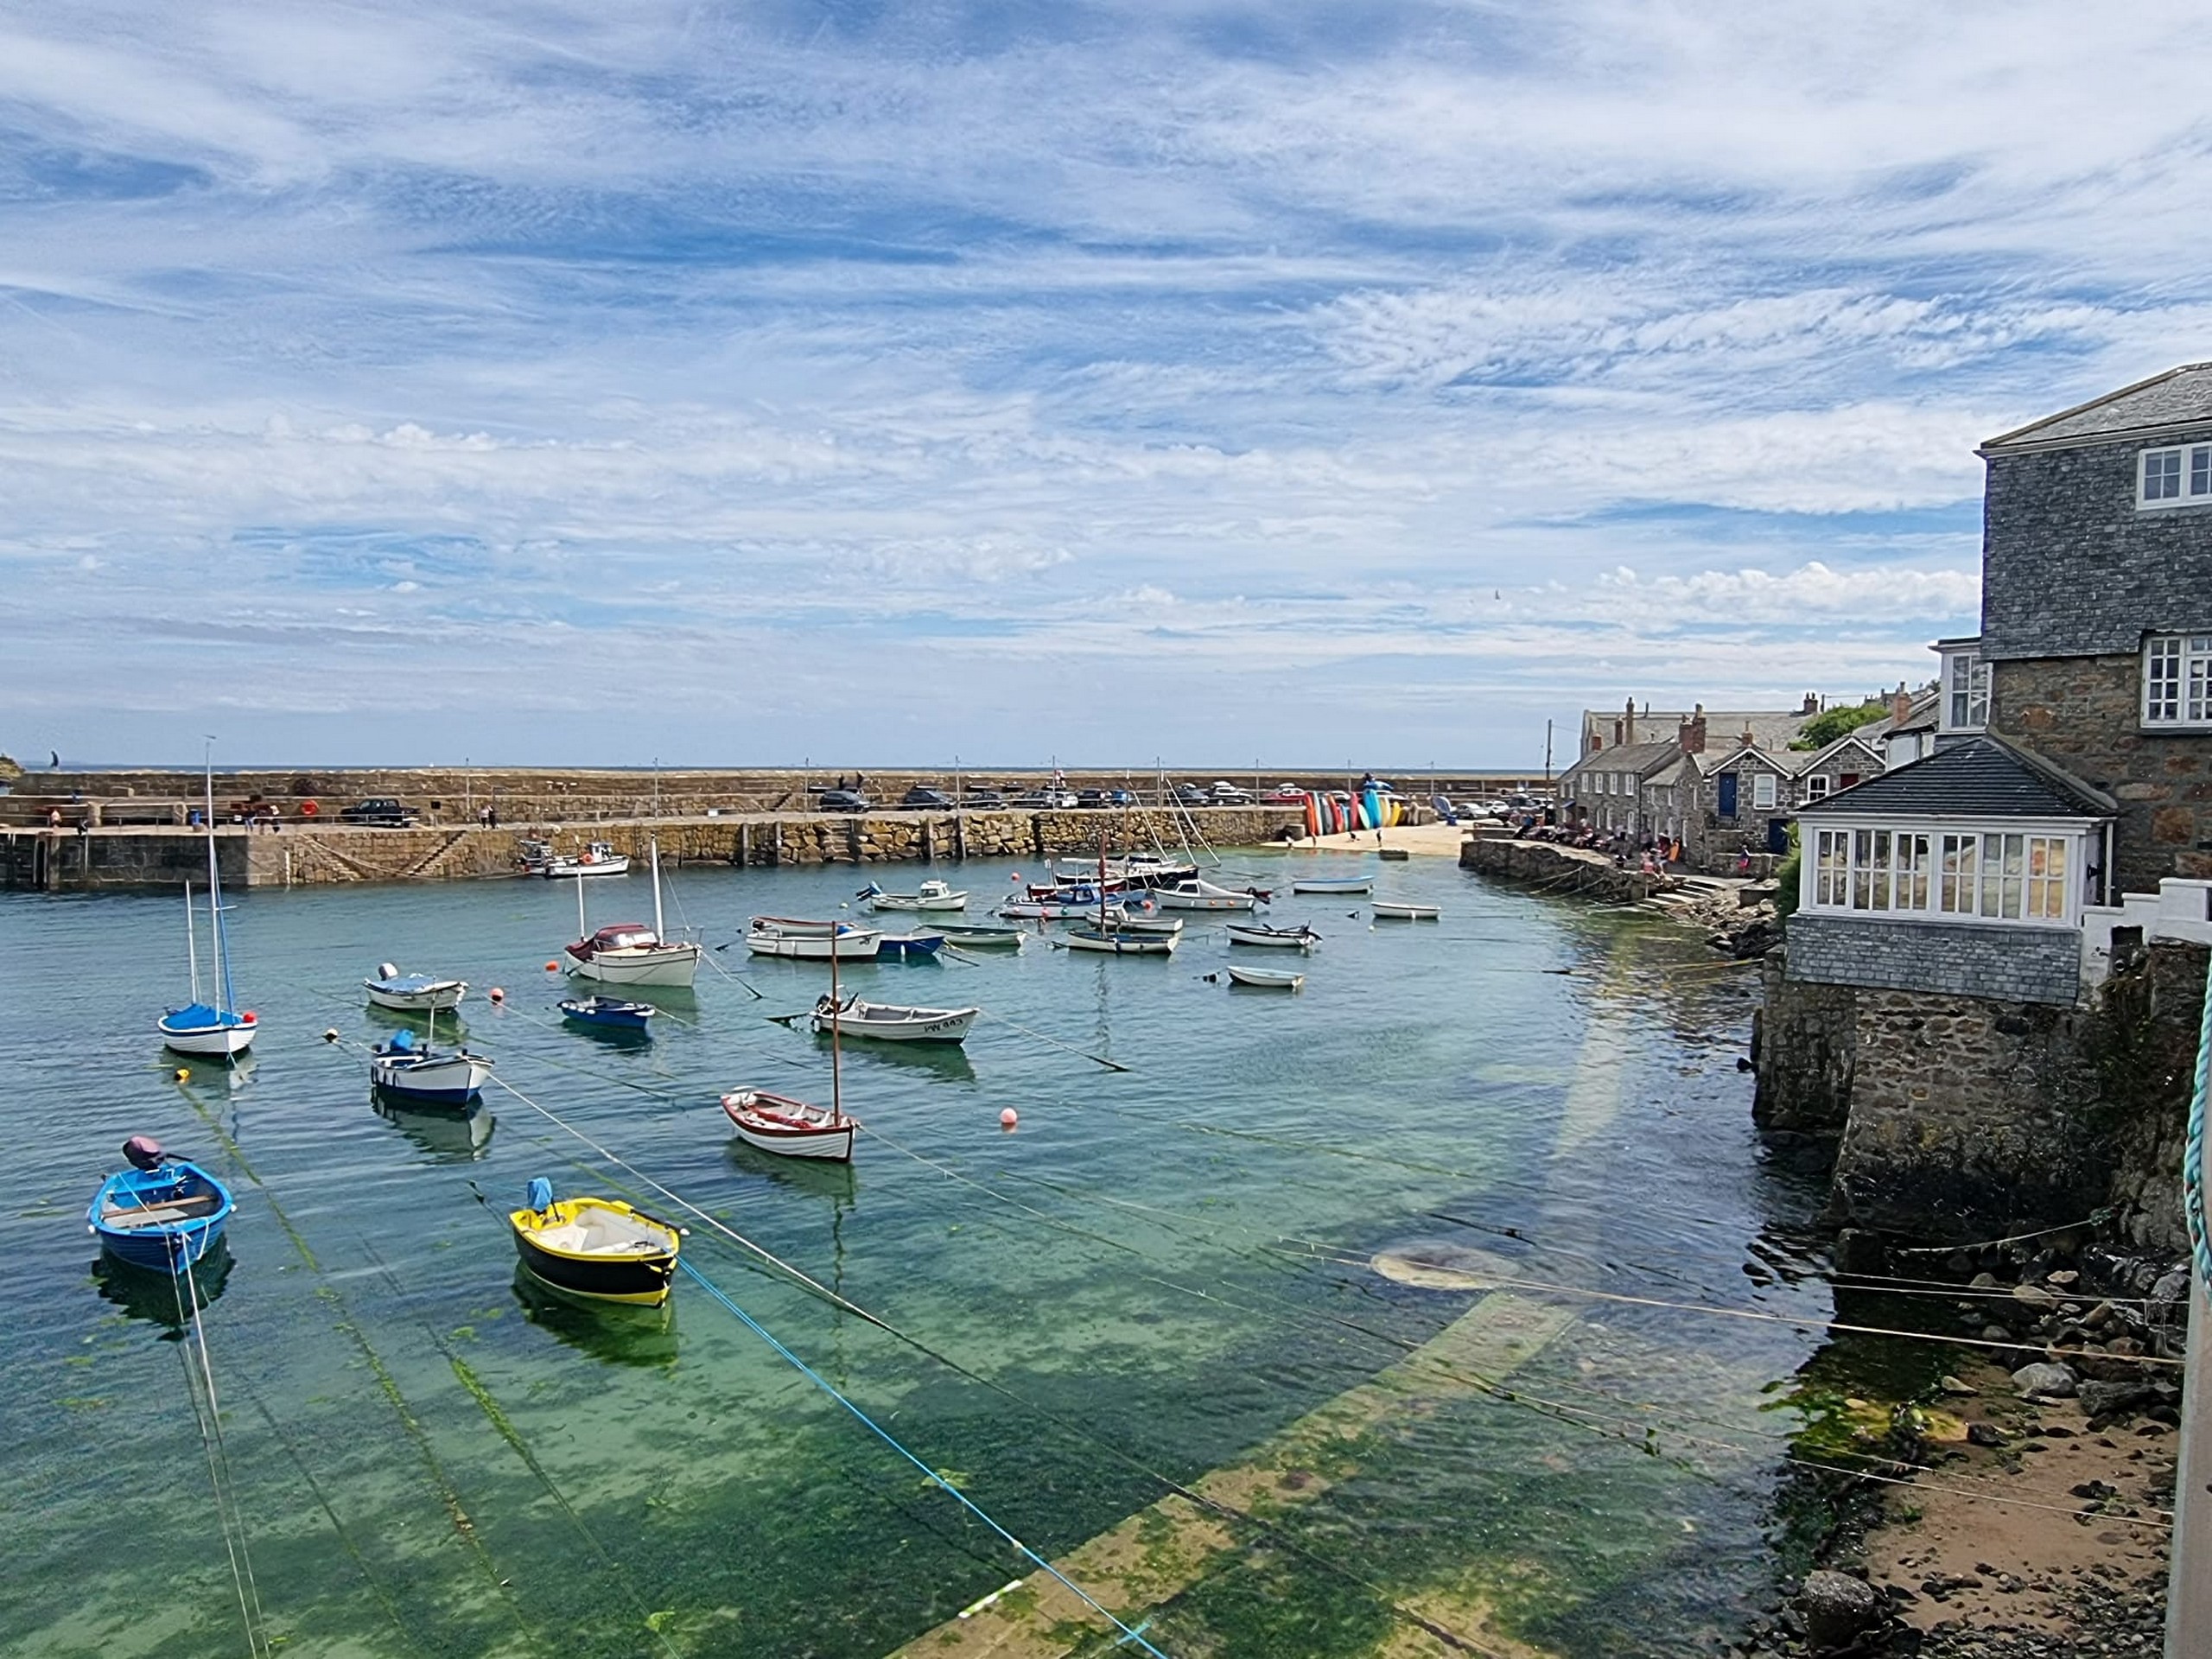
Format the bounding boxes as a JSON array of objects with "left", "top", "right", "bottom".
[{"left": 886, "top": 1288, "right": 1574, "bottom": 1658}]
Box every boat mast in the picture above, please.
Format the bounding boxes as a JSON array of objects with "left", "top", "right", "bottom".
[
  {"left": 183, "top": 879, "right": 200, "bottom": 1005},
  {"left": 203, "top": 741, "right": 237, "bottom": 1018},
  {"left": 829, "top": 923, "right": 843, "bottom": 1123},
  {"left": 651, "top": 835, "right": 664, "bottom": 938},
  {"left": 575, "top": 858, "right": 588, "bottom": 938}
]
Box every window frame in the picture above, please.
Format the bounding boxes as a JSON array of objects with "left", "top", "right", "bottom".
[
  {"left": 2139, "top": 443, "right": 2212, "bottom": 511},
  {"left": 1941, "top": 649, "right": 1989, "bottom": 734},
  {"left": 2142, "top": 632, "right": 2212, "bottom": 728},
  {"left": 1801, "top": 817, "right": 2086, "bottom": 927},
  {"left": 1751, "top": 772, "right": 1777, "bottom": 811}
]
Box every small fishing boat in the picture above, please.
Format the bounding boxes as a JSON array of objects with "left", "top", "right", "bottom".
[
  {"left": 749, "top": 914, "right": 841, "bottom": 936},
  {"left": 368, "top": 1023, "right": 494, "bottom": 1104},
  {"left": 559, "top": 995, "right": 657, "bottom": 1032},
  {"left": 874, "top": 932, "right": 945, "bottom": 960},
  {"left": 1372, "top": 901, "right": 1441, "bottom": 921},
  {"left": 1052, "top": 855, "right": 1197, "bottom": 887},
  {"left": 1154, "top": 877, "right": 1268, "bottom": 912},
  {"left": 721, "top": 1089, "right": 857, "bottom": 1160},
  {"left": 86, "top": 1137, "right": 233, "bottom": 1273},
  {"left": 1225, "top": 921, "right": 1319, "bottom": 950},
  {"left": 810, "top": 993, "right": 978, "bottom": 1044},
  {"left": 746, "top": 920, "right": 881, "bottom": 960},
  {"left": 1226, "top": 963, "right": 1304, "bottom": 990},
  {"left": 861, "top": 879, "right": 969, "bottom": 912},
  {"left": 563, "top": 839, "right": 700, "bottom": 987},
  {"left": 540, "top": 841, "right": 631, "bottom": 879},
  {"left": 934, "top": 922, "right": 1027, "bottom": 949},
  {"left": 1065, "top": 926, "right": 1178, "bottom": 955},
  {"left": 364, "top": 963, "right": 467, "bottom": 1013},
  {"left": 1106, "top": 914, "right": 1183, "bottom": 936},
  {"left": 998, "top": 896, "right": 1126, "bottom": 920},
  {"left": 510, "top": 1178, "right": 681, "bottom": 1306},
  {"left": 1290, "top": 876, "right": 1373, "bottom": 895}
]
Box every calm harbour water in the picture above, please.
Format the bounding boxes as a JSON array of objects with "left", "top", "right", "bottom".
[{"left": 3, "top": 849, "right": 1851, "bottom": 1657}]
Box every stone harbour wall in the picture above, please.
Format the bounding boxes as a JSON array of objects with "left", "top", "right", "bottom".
[
  {"left": 1459, "top": 834, "right": 1660, "bottom": 903},
  {"left": 1755, "top": 936, "right": 2207, "bottom": 1247},
  {"left": 1, "top": 806, "right": 1306, "bottom": 890}
]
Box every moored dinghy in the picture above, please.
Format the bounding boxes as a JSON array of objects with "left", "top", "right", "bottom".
[
  {"left": 1290, "top": 876, "right": 1372, "bottom": 895},
  {"left": 1225, "top": 963, "right": 1305, "bottom": 990},
  {"left": 1154, "top": 877, "right": 1269, "bottom": 912},
  {"left": 86, "top": 1136, "right": 234, "bottom": 1273},
  {"left": 1065, "top": 925, "right": 1177, "bottom": 955},
  {"left": 367, "top": 1024, "right": 495, "bottom": 1104},
  {"left": 746, "top": 919, "right": 882, "bottom": 959},
  {"left": 1371, "top": 900, "right": 1440, "bottom": 920},
  {"left": 874, "top": 931, "right": 946, "bottom": 960},
  {"left": 510, "top": 1177, "right": 681, "bottom": 1306},
  {"left": 559, "top": 995, "right": 657, "bottom": 1033},
  {"left": 810, "top": 993, "right": 978, "bottom": 1043},
  {"left": 721, "top": 1089, "right": 857, "bottom": 1160},
  {"left": 933, "top": 922, "right": 1027, "bottom": 949},
  {"left": 365, "top": 963, "right": 467, "bottom": 1013},
  {"left": 1225, "top": 921, "right": 1319, "bottom": 950}
]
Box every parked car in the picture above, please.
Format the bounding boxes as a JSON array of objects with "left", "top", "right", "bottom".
[
  {"left": 1074, "top": 788, "right": 1108, "bottom": 808},
  {"left": 1210, "top": 781, "right": 1255, "bottom": 805},
  {"left": 1007, "top": 791, "right": 1057, "bottom": 810},
  {"left": 1103, "top": 788, "right": 1136, "bottom": 806},
  {"left": 340, "top": 797, "right": 418, "bottom": 827},
  {"left": 1264, "top": 783, "right": 1307, "bottom": 803},
  {"left": 817, "top": 789, "right": 871, "bottom": 812},
  {"left": 957, "top": 788, "right": 1004, "bottom": 809},
  {"left": 899, "top": 786, "right": 955, "bottom": 810},
  {"left": 1170, "top": 783, "right": 1212, "bottom": 807}
]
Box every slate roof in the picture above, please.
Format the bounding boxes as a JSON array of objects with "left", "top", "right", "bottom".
[
  {"left": 1796, "top": 736, "right": 2115, "bottom": 820},
  {"left": 1980, "top": 362, "right": 2212, "bottom": 454},
  {"left": 1580, "top": 707, "right": 1815, "bottom": 755},
  {"left": 1561, "top": 739, "right": 1682, "bottom": 786}
]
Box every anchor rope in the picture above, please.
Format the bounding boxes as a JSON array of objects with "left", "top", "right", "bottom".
[
  {"left": 675, "top": 1257, "right": 1173, "bottom": 1659},
  {"left": 2184, "top": 949, "right": 2212, "bottom": 1287},
  {"left": 173, "top": 1247, "right": 269, "bottom": 1657}
]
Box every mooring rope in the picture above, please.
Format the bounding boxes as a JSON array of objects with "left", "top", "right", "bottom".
[
  {"left": 173, "top": 1248, "right": 269, "bottom": 1657},
  {"left": 675, "top": 1258, "right": 1172, "bottom": 1658},
  {"left": 2184, "top": 949, "right": 2212, "bottom": 1287}
]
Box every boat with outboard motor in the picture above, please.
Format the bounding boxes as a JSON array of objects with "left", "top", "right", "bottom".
[
  {"left": 86, "top": 1136, "right": 234, "bottom": 1273},
  {"left": 1154, "top": 877, "right": 1269, "bottom": 912},
  {"left": 365, "top": 963, "right": 467, "bottom": 1012},
  {"left": 510, "top": 1177, "right": 681, "bottom": 1305},
  {"left": 861, "top": 879, "right": 969, "bottom": 912},
  {"left": 368, "top": 1020, "right": 494, "bottom": 1105},
  {"left": 810, "top": 992, "right": 977, "bottom": 1044}
]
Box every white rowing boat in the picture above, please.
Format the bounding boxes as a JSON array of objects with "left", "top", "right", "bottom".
[
  {"left": 1371, "top": 901, "right": 1440, "bottom": 920},
  {"left": 364, "top": 963, "right": 468, "bottom": 1012},
  {"left": 1224, "top": 922, "right": 1319, "bottom": 950},
  {"left": 1065, "top": 927, "right": 1178, "bottom": 955},
  {"left": 1226, "top": 964, "right": 1304, "bottom": 989},
  {"left": 934, "top": 923, "right": 1027, "bottom": 948},
  {"left": 746, "top": 921, "right": 882, "bottom": 960},
  {"left": 1154, "top": 877, "right": 1267, "bottom": 912},
  {"left": 810, "top": 994, "right": 978, "bottom": 1044},
  {"left": 1290, "top": 876, "right": 1371, "bottom": 895}
]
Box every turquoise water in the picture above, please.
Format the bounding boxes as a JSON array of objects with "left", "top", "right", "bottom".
[{"left": 2, "top": 852, "right": 1840, "bottom": 1656}]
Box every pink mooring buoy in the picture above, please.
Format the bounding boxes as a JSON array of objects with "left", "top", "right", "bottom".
[
  {"left": 999, "top": 1108, "right": 1019, "bottom": 1131},
  {"left": 488, "top": 987, "right": 505, "bottom": 1003}
]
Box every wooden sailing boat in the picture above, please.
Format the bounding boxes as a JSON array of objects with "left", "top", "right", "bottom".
[{"left": 157, "top": 753, "right": 257, "bottom": 1058}]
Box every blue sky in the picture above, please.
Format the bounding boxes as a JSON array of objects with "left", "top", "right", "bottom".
[{"left": 2, "top": 1, "right": 2207, "bottom": 768}]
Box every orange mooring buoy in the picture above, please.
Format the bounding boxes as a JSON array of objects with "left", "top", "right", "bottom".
[{"left": 999, "top": 1108, "right": 1019, "bottom": 1130}]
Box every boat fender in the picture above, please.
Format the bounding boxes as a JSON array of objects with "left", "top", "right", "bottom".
[
  {"left": 173, "top": 1067, "right": 189, "bottom": 1082},
  {"left": 377, "top": 962, "right": 399, "bottom": 981},
  {"left": 321, "top": 1027, "right": 340, "bottom": 1043},
  {"left": 488, "top": 987, "right": 505, "bottom": 1003},
  {"left": 525, "top": 1177, "right": 554, "bottom": 1213},
  {"left": 999, "top": 1109, "right": 1019, "bottom": 1130},
  {"left": 544, "top": 960, "right": 560, "bottom": 972},
  {"left": 242, "top": 1011, "right": 257, "bottom": 1023},
  {"left": 124, "top": 1135, "right": 165, "bottom": 1171}
]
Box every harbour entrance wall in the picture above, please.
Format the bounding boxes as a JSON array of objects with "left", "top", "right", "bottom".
[{"left": 0, "top": 805, "right": 1306, "bottom": 892}]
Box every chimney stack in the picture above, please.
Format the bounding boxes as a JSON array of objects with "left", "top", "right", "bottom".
[
  {"left": 1624, "top": 696, "right": 1637, "bottom": 745},
  {"left": 1890, "top": 680, "right": 1912, "bottom": 723},
  {"left": 1679, "top": 702, "right": 1707, "bottom": 755},
  {"left": 1802, "top": 692, "right": 1820, "bottom": 715}
]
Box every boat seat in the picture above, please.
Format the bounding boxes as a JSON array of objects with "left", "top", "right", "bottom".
[{"left": 102, "top": 1196, "right": 221, "bottom": 1228}]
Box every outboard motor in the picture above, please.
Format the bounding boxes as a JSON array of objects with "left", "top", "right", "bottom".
[
  {"left": 123, "top": 1135, "right": 165, "bottom": 1172},
  {"left": 525, "top": 1177, "right": 554, "bottom": 1213},
  {"left": 377, "top": 962, "right": 399, "bottom": 981}
]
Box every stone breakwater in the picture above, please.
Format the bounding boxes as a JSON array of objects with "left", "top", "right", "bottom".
[
  {"left": 1458, "top": 832, "right": 1663, "bottom": 902},
  {"left": 1, "top": 806, "right": 1307, "bottom": 891}
]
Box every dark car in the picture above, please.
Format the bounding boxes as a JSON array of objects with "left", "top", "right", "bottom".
[
  {"left": 1210, "top": 781, "right": 1255, "bottom": 805},
  {"left": 1170, "top": 783, "right": 1211, "bottom": 806},
  {"left": 1006, "top": 790, "right": 1057, "bottom": 810},
  {"left": 899, "top": 786, "right": 955, "bottom": 810},
  {"left": 340, "top": 797, "right": 417, "bottom": 827},
  {"left": 1074, "top": 788, "right": 1108, "bottom": 808},
  {"left": 956, "top": 788, "right": 1004, "bottom": 809},
  {"left": 817, "top": 789, "right": 871, "bottom": 812}
]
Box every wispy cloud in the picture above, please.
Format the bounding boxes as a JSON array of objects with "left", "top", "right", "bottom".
[{"left": 0, "top": 1, "right": 2198, "bottom": 763}]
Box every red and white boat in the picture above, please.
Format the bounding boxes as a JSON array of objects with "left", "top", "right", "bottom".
[
  {"left": 563, "top": 838, "right": 700, "bottom": 987},
  {"left": 719, "top": 1090, "right": 855, "bottom": 1161}
]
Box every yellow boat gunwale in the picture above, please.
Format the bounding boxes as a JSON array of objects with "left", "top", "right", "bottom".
[{"left": 508, "top": 1195, "right": 682, "bottom": 1306}]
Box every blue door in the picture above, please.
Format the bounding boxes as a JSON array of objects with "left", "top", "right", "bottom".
[
  {"left": 1766, "top": 817, "right": 1791, "bottom": 854},
  {"left": 1717, "top": 773, "right": 1738, "bottom": 818}
]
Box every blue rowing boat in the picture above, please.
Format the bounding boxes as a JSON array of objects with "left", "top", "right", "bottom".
[
  {"left": 86, "top": 1137, "right": 233, "bottom": 1274},
  {"left": 560, "top": 995, "right": 658, "bottom": 1032},
  {"left": 874, "top": 932, "right": 944, "bottom": 959}
]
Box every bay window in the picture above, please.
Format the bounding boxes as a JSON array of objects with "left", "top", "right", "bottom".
[{"left": 1811, "top": 824, "right": 2078, "bottom": 925}]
